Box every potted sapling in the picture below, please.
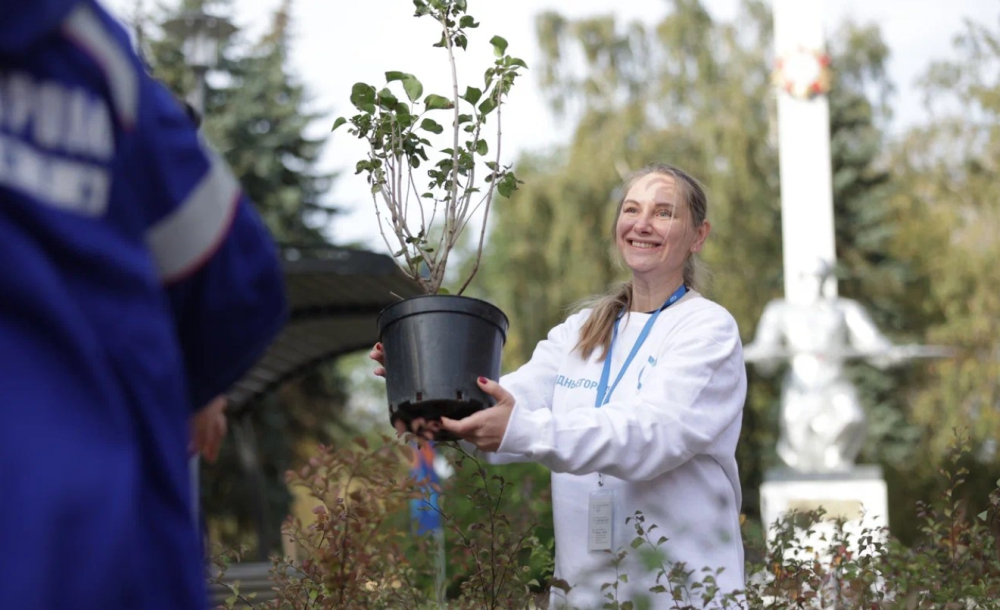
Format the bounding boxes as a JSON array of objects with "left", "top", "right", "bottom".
[{"left": 333, "top": 0, "right": 525, "bottom": 437}]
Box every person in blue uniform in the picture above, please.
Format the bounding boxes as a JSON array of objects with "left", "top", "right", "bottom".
[{"left": 0, "top": 1, "right": 288, "bottom": 608}]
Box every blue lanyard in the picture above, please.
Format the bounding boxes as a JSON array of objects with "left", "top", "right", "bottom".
[{"left": 594, "top": 284, "right": 687, "bottom": 408}]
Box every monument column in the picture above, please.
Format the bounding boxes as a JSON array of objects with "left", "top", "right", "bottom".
[{"left": 772, "top": 0, "right": 837, "bottom": 304}]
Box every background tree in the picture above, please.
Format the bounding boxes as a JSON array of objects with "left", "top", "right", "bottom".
[
  {"left": 884, "top": 12, "right": 1000, "bottom": 526},
  {"left": 145, "top": 0, "right": 334, "bottom": 243},
  {"left": 139, "top": 0, "right": 350, "bottom": 555}
]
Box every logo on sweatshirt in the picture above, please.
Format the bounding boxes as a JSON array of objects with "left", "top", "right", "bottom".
[
  {"left": 555, "top": 375, "right": 598, "bottom": 391},
  {"left": 637, "top": 355, "right": 657, "bottom": 390}
]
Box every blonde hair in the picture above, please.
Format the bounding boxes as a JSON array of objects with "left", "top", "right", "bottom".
[{"left": 574, "top": 164, "right": 709, "bottom": 361}]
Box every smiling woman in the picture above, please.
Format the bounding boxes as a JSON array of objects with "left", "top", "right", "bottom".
[
  {"left": 376, "top": 162, "right": 748, "bottom": 607},
  {"left": 616, "top": 172, "right": 709, "bottom": 294},
  {"left": 576, "top": 164, "right": 711, "bottom": 359}
]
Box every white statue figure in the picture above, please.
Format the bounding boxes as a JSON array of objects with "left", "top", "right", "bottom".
[{"left": 744, "top": 262, "right": 945, "bottom": 472}]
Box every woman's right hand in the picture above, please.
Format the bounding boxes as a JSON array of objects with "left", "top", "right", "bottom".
[{"left": 370, "top": 342, "right": 440, "bottom": 440}]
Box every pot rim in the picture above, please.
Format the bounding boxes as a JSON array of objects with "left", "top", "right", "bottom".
[{"left": 377, "top": 294, "right": 509, "bottom": 340}]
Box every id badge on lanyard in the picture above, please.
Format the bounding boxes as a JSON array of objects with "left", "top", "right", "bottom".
[
  {"left": 587, "top": 284, "right": 686, "bottom": 553},
  {"left": 588, "top": 488, "right": 615, "bottom": 552}
]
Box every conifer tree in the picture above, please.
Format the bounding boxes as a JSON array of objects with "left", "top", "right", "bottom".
[{"left": 140, "top": 0, "right": 346, "bottom": 555}]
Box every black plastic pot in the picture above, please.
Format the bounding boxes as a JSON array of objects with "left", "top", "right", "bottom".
[{"left": 377, "top": 295, "right": 509, "bottom": 439}]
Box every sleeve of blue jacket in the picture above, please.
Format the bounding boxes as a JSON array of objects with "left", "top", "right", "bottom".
[{"left": 137, "top": 76, "right": 288, "bottom": 411}]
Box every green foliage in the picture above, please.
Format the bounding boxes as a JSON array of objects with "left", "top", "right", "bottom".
[
  {"left": 886, "top": 14, "right": 1000, "bottom": 466},
  {"left": 335, "top": 0, "right": 525, "bottom": 295},
  {"left": 441, "top": 447, "right": 550, "bottom": 609},
  {"left": 210, "top": 435, "right": 549, "bottom": 609},
  {"left": 870, "top": 10, "right": 1000, "bottom": 541},
  {"left": 145, "top": 0, "right": 335, "bottom": 245},
  {"left": 210, "top": 433, "right": 1000, "bottom": 607},
  {"left": 272, "top": 438, "right": 432, "bottom": 608},
  {"left": 823, "top": 20, "right": 929, "bottom": 493},
  {"left": 743, "top": 434, "right": 1000, "bottom": 608},
  {"left": 200, "top": 374, "right": 353, "bottom": 557}
]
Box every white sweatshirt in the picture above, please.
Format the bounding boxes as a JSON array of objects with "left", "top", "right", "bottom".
[{"left": 493, "top": 291, "right": 747, "bottom": 608}]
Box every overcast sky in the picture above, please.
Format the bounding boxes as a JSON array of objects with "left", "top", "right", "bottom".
[{"left": 104, "top": 0, "right": 999, "bottom": 249}]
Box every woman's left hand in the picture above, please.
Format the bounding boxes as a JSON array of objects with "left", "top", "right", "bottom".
[{"left": 440, "top": 377, "right": 514, "bottom": 452}]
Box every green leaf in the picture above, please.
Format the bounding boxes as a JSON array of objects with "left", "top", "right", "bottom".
[
  {"left": 402, "top": 76, "right": 423, "bottom": 102},
  {"left": 508, "top": 57, "right": 528, "bottom": 69},
  {"left": 490, "top": 35, "right": 508, "bottom": 57},
  {"left": 437, "top": 287, "right": 450, "bottom": 295},
  {"left": 497, "top": 172, "right": 519, "bottom": 197},
  {"left": 478, "top": 95, "right": 497, "bottom": 116},
  {"left": 475, "top": 139, "right": 488, "bottom": 156},
  {"left": 385, "top": 71, "right": 408, "bottom": 82},
  {"left": 462, "top": 86, "right": 482, "bottom": 104},
  {"left": 424, "top": 94, "right": 454, "bottom": 110},
  {"left": 349, "top": 83, "right": 377, "bottom": 111},
  {"left": 459, "top": 15, "right": 479, "bottom": 28},
  {"left": 979, "top": 510, "right": 989, "bottom": 521},
  {"left": 331, "top": 117, "right": 347, "bottom": 132},
  {"left": 420, "top": 118, "right": 443, "bottom": 134},
  {"left": 377, "top": 87, "right": 398, "bottom": 107}
]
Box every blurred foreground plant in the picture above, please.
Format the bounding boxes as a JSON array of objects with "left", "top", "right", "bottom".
[
  {"left": 209, "top": 432, "right": 1000, "bottom": 608},
  {"left": 742, "top": 431, "right": 1000, "bottom": 609},
  {"left": 271, "top": 437, "right": 431, "bottom": 608}
]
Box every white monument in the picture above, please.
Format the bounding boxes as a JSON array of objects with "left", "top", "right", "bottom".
[
  {"left": 745, "top": 261, "right": 902, "bottom": 473},
  {"left": 749, "top": 0, "right": 888, "bottom": 556}
]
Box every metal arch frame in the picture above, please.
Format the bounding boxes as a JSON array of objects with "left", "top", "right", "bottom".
[{"left": 225, "top": 244, "right": 422, "bottom": 413}]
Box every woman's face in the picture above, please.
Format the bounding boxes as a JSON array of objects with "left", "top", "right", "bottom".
[{"left": 615, "top": 173, "right": 709, "bottom": 284}]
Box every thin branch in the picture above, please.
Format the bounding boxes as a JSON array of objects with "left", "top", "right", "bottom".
[
  {"left": 406, "top": 169, "right": 436, "bottom": 267},
  {"left": 432, "top": 7, "right": 462, "bottom": 294},
  {"left": 406, "top": 112, "right": 429, "bottom": 245},
  {"left": 457, "top": 91, "right": 503, "bottom": 295},
  {"left": 393, "top": 128, "right": 407, "bottom": 241},
  {"left": 456, "top": 120, "right": 481, "bottom": 226},
  {"left": 373, "top": 128, "right": 435, "bottom": 285},
  {"left": 372, "top": 189, "right": 401, "bottom": 265},
  {"left": 396, "top": 120, "right": 412, "bottom": 231},
  {"left": 455, "top": 167, "right": 497, "bottom": 241}
]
